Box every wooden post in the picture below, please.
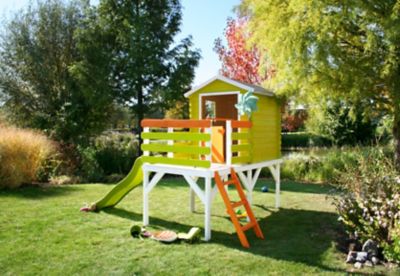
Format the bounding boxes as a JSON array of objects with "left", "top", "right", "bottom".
[
  {"left": 143, "top": 168, "right": 149, "bottom": 225},
  {"left": 189, "top": 177, "right": 198, "bottom": 213},
  {"left": 226, "top": 120, "right": 232, "bottom": 165},
  {"left": 167, "top": 127, "right": 173, "bottom": 158},
  {"left": 275, "top": 164, "right": 281, "bottom": 208},
  {"left": 246, "top": 169, "right": 253, "bottom": 205},
  {"left": 204, "top": 176, "right": 212, "bottom": 241},
  {"left": 143, "top": 127, "right": 150, "bottom": 157}
]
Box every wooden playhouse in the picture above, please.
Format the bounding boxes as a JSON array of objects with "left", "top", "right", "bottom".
[
  {"left": 140, "top": 75, "right": 282, "bottom": 241},
  {"left": 184, "top": 74, "right": 281, "bottom": 164}
]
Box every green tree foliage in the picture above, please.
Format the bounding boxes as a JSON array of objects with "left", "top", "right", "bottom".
[
  {"left": 306, "top": 101, "right": 378, "bottom": 146},
  {"left": 165, "top": 100, "right": 188, "bottom": 119},
  {"left": 241, "top": 0, "right": 400, "bottom": 166},
  {"left": 0, "top": 0, "right": 114, "bottom": 143},
  {"left": 79, "top": 0, "right": 200, "bottom": 146}
]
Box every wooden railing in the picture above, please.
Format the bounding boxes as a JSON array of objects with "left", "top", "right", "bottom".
[
  {"left": 227, "top": 120, "right": 252, "bottom": 165},
  {"left": 141, "top": 119, "right": 212, "bottom": 168},
  {"left": 140, "top": 119, "right": 253, "bottom": 167}
]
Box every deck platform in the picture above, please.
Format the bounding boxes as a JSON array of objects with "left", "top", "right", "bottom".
[{"left": 142, "top": 159, "right": 282, "bottom": 241}]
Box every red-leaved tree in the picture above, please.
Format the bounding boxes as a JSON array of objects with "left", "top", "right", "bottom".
[
  {"left": 214, "top": 17, "right": 274, "bottom": 84},
  {"left": 215, "top": 18, "right": 306, "bottom": 132}
]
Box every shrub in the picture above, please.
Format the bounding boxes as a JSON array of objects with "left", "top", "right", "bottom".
[
  {"left": 333, "top": 148, "right": 400, "bottom": 262},
  {"left": 77, "top": 132, "right": 139, "bottom": 182},
  {"left": 282, "top": 132, "right": 331, "bottom": 149},
  {"left": 0, "top": 126, "right": 58, "bottom": 188},
  {"left": 50, "top": 175, "right": 81, "bottom": 185},
  {"left": 77, "top": 146, "right": 104, "bottom": 183},
  {"left": 384, "top": 227, "right": 400, "bottom": 263},
  {"left": 93, "top": 132, "right": 139, "bottom": 175},
  {"left": 306, "top": 101, "right": 379, "bottom": 146},
  {"left": 279, "top": 147, "right": 361, "bottom": 183}
]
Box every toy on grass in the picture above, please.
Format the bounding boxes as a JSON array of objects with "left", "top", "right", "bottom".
[
  {"left": 235, "top": 209, "right": 248, "bottom": 221},
  {"left": 130, "top": 224, "right": 200, "bottom": 243},
  {"left": 177, "top": 227, "right": 201, "bottom": 243},
  {"left": 151, "top": 231, "right": 178, "bottom": 243},
  {"left": 261, "top": 186, "right": 269, "bottom": 193}
]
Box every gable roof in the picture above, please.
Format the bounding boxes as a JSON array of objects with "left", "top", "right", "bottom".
[{"left": 184, "top": 75, "right": 275, "bottom": 98}]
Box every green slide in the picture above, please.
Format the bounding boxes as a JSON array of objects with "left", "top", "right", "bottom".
[{"left": 82, "top": 157, "right": 144, "bottom": 212}]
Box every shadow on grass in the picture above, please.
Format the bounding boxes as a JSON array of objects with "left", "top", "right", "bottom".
[
  {"left": 103, "top": 206, "right": 346, "bottom": 274},
  {"left": 150, "top": 177, "right": 334, "bottom": 197},
  {"left": 0, "top": 185, "right": 82, "bottom": 199},
  {"left": 256, "top": 179, "right": 335, "bottom": 195}
]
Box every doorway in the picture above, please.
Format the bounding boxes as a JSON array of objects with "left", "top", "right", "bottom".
[{"left": 200, "top": 93, "right": 238, "bottom": 163}]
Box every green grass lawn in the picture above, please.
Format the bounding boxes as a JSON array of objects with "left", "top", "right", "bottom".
[{"left": 0, "top": 179, "right": 396, "bottom": 275}]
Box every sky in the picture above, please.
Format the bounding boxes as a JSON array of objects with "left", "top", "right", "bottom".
[{"left": 0, "top": 0, "right": 240, "bottom": 86}]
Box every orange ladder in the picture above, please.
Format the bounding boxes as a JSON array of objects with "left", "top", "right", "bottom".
[{"left": 214, "top": 168, "right": 264, "bottom": 248}]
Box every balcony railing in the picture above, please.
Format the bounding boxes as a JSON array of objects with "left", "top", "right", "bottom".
[{"left": 140, "top": 119, "right": 252, "bottom": 168}]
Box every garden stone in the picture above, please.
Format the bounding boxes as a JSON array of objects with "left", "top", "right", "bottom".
[
  {"left": 362, "top": 239, "right": 378, "bottom": 257},
  {"left": 346, "top": 251, "right": 357, "bottom": 263},
  {"left": 371, "top": 256, "right": 379, "bottom": 265},
  {"left": 365, "top": 260, "right": 373, "bottom": 267},
  {"left": 354, "top": 262, "right": 363, "bottom": 269},
  {"left": 355, "top": 252, "right": 368, "bottom": 262}
]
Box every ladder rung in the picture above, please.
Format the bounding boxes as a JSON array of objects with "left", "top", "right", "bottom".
[
  {"left": 223, "top": 180, "right": 237, "bottom": 186},
  {"left": 231, "top": 201, "right": 245, "bottom": 208},
  {"left": 214, "top": 169, "right": 264, "bottom": 248},
  {"left": 241, "top": 221, "right": 256, "bottom": 232}
]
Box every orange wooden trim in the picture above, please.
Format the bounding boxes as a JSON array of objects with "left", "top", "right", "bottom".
[
  {"left": 231, "top": 120, "right": 252, "bottom": 128},
  {"left": 141, "top": 119, "right": 211, "bottom": 128}
]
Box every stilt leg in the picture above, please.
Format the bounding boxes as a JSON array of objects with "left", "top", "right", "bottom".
[
  {"left": 246, "top": 169, "right": 253, "bottom": 205},
  {"left": 204, "top": 177, "right": 212, "bottom": 241},
  {"left": 143, "top": 169, "right": 149, "bottom": 225},
  {"left": 275, "top": 164, "right": 281, "bottom": 209},
  {"left": 190, "top": 188, "right": 195, "bottom": 212}
]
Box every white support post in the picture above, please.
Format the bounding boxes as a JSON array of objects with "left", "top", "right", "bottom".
[
  {"left": 167, "top": 127, "right": 174, "bottom": 158},
  {"left": 204, "top": 177, "right": 212, "bottom": 241},
  {"left": 190, "top": 188, "right": 196, "bottom": 212},
  {"left": 145, "top": 172, "right": 165, "bottom": 194},
  {"left": 226, "top": 120, "right": 232, "bottom": 165},
  {"left": 189, "top": 177, "right": 198, "bottom": 212},
  {"left": 246, "top": 169, "right": 253, "bottom": 205},
  {"left": 183, "top": 175, "right": 205, "bottom": 204},
  {"left": 252, "top": 168, "right": 262, "bottom": 190},
  {"left": 143, "top": 127, "right": 150, "bottom": 156},
  {"left": 275, "top": 164, "right": 281, "bottom": 208},
  {"left": 269, "top": 164, "right": 281, "bottom": 209},
  {"left": 143, "top": 168, "right": 149, "bottom": 225},
  {"left": 237, "top": 171, "right": 249, "bottom": 191}
]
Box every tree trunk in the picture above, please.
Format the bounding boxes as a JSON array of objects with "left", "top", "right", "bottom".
[{"left": 137, "top": 87, "right": 143, "bottom": 156}]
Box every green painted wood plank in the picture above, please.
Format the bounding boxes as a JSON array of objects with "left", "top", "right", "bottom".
[
  {"left": 232, "top": 156, "right": 251, "bottom": 164},
  {"left": 231, "top": 132, "right": 250, "bottom": 140},
  {"left": 231, "top": 144, "right": 251, "bottom": 152},
  {"left": 142, "top": 132, "right": 210, "bottom": 141},
  {"left": 142, "top": 156, "right": 211, "bottom": 168},
  {"left": 141, "top": 143, "right": 210, "bottom": 155}
]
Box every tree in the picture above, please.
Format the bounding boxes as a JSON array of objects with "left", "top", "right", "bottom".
[
  {"left": 0, "top": 0, "right": 114, "bottom": 144},
  {"left": 86, "top": 0, "right": 200, "bottom": 149},
  {"left": 165, "top": 100, "right": 188, "bottom": 119},
  {"left": 241, "top": 0, "right": 400, "bottom": 167},
  {"left": 306, "top": 100, "right": 378, "bottom": 146},
  {"left": 214, "top": 17, "right": 274, "bottom": 84}
]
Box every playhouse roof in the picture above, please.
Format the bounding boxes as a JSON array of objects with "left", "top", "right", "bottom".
[{"left": 184, "top": 75, "right": 275, "bottom": 98}]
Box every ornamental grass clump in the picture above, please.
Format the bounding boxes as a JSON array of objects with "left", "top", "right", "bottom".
[
  {"left": 334, "top": 148, "right": 400, "bottom": 262},
  {"left": 0, "top": 126, "right": 57, "bottom": 188}
]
